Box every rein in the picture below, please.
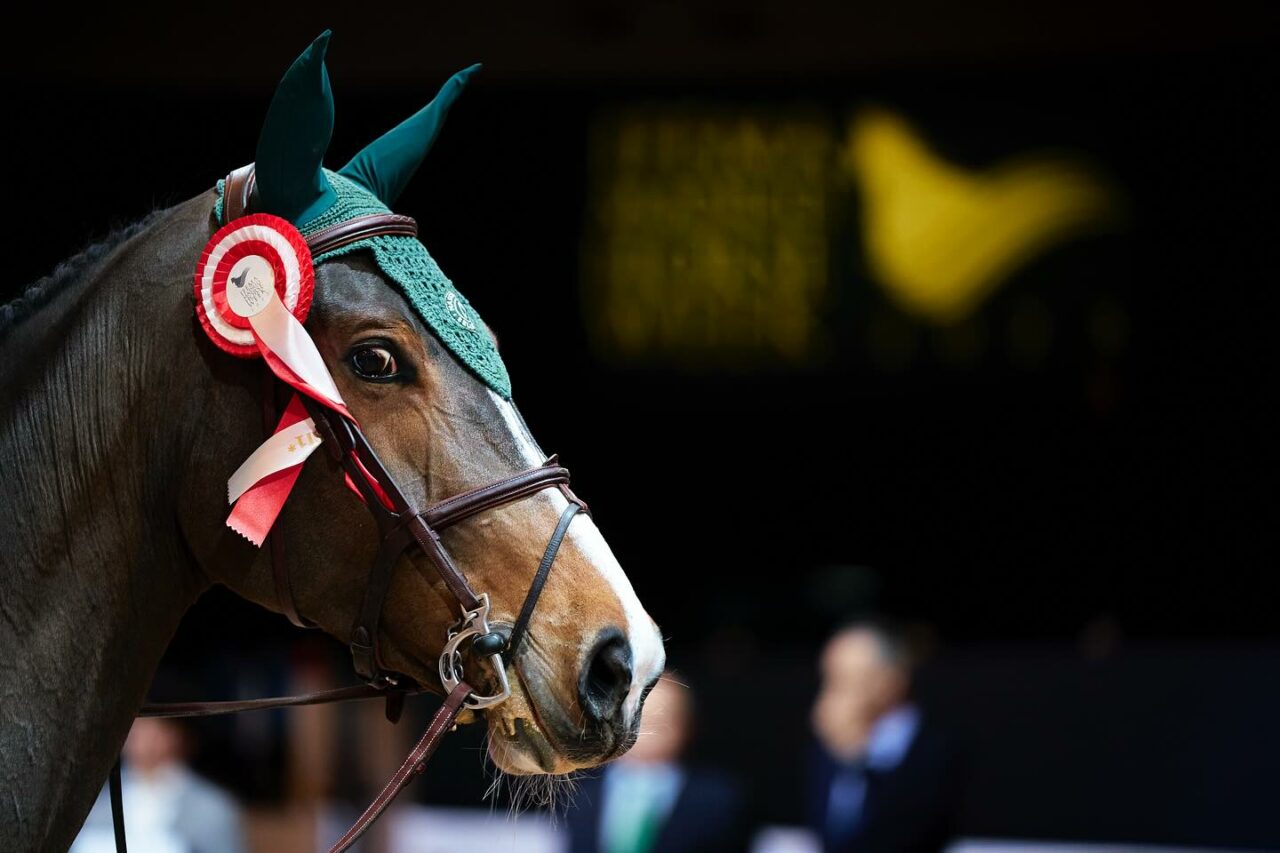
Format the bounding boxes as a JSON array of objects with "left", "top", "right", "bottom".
[{"left": 107, "top": 165, "right": 588, "bottom": 853}]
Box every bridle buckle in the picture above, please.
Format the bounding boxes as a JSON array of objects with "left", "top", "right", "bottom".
[{"left": 438, "top": 593, "right": 511, "bottom": 710}]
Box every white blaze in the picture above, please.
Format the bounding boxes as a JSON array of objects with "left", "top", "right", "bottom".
[{"left": 489, "top": 391, "right": 665, "bottom": 717}]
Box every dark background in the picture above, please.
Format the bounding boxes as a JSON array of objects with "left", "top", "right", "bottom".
[{"left": 4, "top": 4, "right": 1278, "bottom": 848}]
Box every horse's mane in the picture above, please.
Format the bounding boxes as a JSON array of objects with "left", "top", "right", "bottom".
[{"left": 0, "top": 210, "right": 168, "bottom": 340}]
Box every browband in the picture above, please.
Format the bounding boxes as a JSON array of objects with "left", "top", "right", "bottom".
[{"left": 222, "top": 164, "right": 418, "bottom": 256}]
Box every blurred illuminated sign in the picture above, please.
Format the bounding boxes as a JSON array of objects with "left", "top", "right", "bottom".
[
  {"left": 583, "top": 105, "right": 1118, "bottom": 368},
  {"left": 583, "top": 108, "right": 835, "bottom": 367}
]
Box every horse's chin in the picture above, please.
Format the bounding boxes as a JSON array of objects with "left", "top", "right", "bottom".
[
  {"left": 485, "top": 718, "right": 572, "bottom": 775},
  {"left": 483, "top": 678, "right": 581, "bottom": 776}
]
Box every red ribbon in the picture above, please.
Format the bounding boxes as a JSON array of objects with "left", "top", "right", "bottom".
[{"left": 226, "top": 395, "right": 312, "bottom": 546}]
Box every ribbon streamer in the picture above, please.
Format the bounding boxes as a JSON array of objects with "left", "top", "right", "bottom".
[
  {"left": 249, "top": 297, "right": 350, "bottom": 418},
  {"left": 226, "top": 291, "right": 356, "bottom": 544},
  {"left": 226, "top": 394, "right": 316, "bottom": 546},
  {"left": 227, "top": 412, "right": 324, "bottom": 504}
]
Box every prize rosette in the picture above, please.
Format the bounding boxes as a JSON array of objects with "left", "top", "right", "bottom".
[
  {"left": 194, "top": 213, "right": 314, "bottom": 358},
  {"left": 192, "top": 215, "right": 352, "bottom": 546}
]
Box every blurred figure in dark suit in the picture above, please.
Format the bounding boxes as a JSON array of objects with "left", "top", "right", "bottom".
[
  {"left": 808, "top": 621, "right": 962, "bottom": 853},
  {"left": 566, "top": 673, "right": 748, "bottom": 853}
]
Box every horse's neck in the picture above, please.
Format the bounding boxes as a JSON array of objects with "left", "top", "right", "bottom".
[{"left": 0, "top": 203, "right": 209, "bottom": 850}]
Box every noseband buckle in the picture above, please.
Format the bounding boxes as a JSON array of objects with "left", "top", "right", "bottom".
[{"left": 439, "top": 594, "right": 511, "bottom": 709}]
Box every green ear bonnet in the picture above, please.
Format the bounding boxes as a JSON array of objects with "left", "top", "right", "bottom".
[{"left": 216, "top": 32, "right": 510, "bottom": 399}]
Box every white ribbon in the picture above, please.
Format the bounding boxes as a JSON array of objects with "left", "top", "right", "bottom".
[
  {"left": 249, "top": 297, "right": 346, "bottom": 411},
  {"left": 227, "top": 417, "right": 324, "bottom": 504}
]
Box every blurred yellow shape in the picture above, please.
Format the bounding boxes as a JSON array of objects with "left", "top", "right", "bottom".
[
  {"left": 584, "top": 111, "right": 832, "bottom": 366},
  {"left": 846, "top": 109, "right": 1117, "bottom": 324}
]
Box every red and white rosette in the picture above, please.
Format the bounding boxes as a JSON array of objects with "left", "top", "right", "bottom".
[
  {"left": 193, "top": 214, "right": 352, "bottom": 546},
  {"left": 195, "top": 213, "right": 313, "bottom": 358}
]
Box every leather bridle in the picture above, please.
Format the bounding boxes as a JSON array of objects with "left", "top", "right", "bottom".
[{"left": 107, "top": 165, "right": 587, "bottom": 853}]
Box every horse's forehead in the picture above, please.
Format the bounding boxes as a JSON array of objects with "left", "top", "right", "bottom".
[
  {"left": 314, "top": 259, "right": 499, "bottom": 347},
  {"left": 315, "top": 255, "right": 411, "bottom": 313},
  {"left": 309, "top": 257, "right": 438, "bottom": 355}
]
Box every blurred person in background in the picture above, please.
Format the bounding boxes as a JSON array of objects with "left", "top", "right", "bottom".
[
  {"left": 71, "top": 716, "right": 247, "bottom": 853},
  {"left": 809, "top": 620, "right": 962, "bottom": 853},
  {"left": 566, "top": 672, "right": 748, "bottom": 853}
]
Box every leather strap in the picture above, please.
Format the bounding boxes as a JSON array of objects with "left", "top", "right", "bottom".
[
  {"left": 222, "top": 164, "right": 256, "bottom": 222},
  {"left": 306, "top": 214, "right": 418, "bottom": 256},
  {"left": 328, "top": 681, "right": 472, "bottom": 853},
  {"left": 138, "top": 683, "right": 415, "bottom": 719},
  {"left": 109, "top": 759, "right": 127, "bottom": 853},
  {"left": 220, "top": 164, "right": 418, "bottom": 256},
  {"left": 348, "top": 525, "right": 417, "bottom": 682},
  {"left": 422, "top": 462, "right": 572, "bottom": 531},
  {"left": 505, "top": 502, "right": 581, "bottom": 661}
]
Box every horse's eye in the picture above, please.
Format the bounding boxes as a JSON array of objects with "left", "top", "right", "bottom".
[{"left": 350, "top": 345, "right": 400, "bottom": 381}]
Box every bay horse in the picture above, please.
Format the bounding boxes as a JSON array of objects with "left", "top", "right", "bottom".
[{"left": 0, "top": 33, "right": 663, "bottom": 851}]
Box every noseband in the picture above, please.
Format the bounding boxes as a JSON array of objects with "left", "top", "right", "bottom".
[{"left": 108, "top": 166, "right": 588, "bottom": 853}]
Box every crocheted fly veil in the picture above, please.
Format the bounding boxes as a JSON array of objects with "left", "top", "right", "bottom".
[{"left": 216, "top": 31, "right": 511, "bottom": 398}]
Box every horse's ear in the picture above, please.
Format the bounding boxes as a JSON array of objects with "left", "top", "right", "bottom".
[
  {"left": 255, "top": 31, "right": 337, "bottom": 225},
  {"left": 338, "top": 64, "right": 481, "bottom": 205}
]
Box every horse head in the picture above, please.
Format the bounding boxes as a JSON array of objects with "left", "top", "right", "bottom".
[{"left": 181, "top": 33, "right": 664, "bottom": 776}]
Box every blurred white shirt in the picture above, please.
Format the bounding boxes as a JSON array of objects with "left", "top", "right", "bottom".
[{"left": 71, "top": 763, "right": 246, "bottom": 853}]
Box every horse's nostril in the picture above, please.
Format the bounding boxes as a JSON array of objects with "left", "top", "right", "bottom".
[{"left": 579, "top": 629, "right": 632, "bottom": 724}]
